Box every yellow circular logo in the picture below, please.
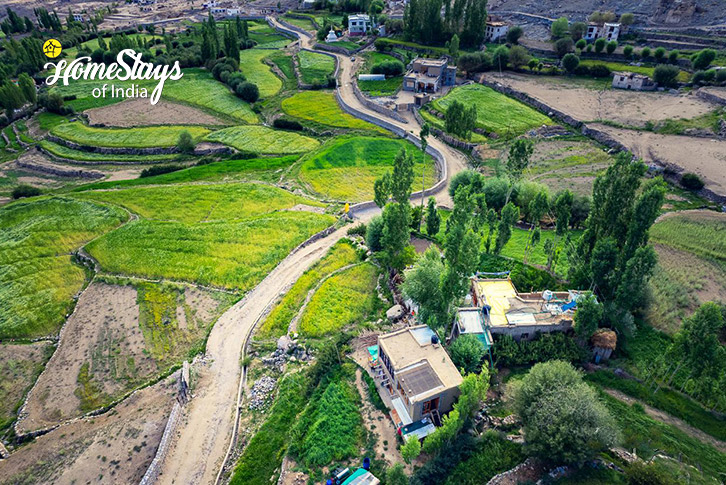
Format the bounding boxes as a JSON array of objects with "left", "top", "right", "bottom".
[{"left": 43, "top": 39, "right": 62, "bottom": 58}]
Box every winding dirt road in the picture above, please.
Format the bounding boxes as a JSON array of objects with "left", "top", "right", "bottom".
[{"left": 157, "top": 20, "right": 466, "bottom": 484}]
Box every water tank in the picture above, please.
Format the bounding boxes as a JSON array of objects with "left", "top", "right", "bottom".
[
  {"left": 363, "top": 457, "right": 370, "bottom": 470},
  {"left": 431, "top": 334, "right": 439, "bottom": 345},
  {"left": 542, "top": 290, "right": 553, "bottom": 301}
]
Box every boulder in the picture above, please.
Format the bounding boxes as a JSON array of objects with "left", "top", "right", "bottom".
[{"left": 386, "top": 304, "right": 404, "bottom": 321}]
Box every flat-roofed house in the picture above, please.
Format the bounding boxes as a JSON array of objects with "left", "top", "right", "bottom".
[
  {"left": 349, "top": 14, "right": 372, "bottom": 35},
  {"left": 470, "top": 277, "right": 584, "bottom": 341},
  {"left": 377, "top": 326, "right": 463, "bottom": 435},
  {"left": 485, "top": 21, "right": 508, "bottom": 42},
  {"left": 612, "top": 72, "right": 657, "bottom": 91},
  {"left": 402, "top": 57, "right": 457, "bottom": 93}
]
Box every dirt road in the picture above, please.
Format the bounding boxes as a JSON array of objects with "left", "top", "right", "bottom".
[{"left": 158, "top": 20, "right": 466, "bottom": 484}]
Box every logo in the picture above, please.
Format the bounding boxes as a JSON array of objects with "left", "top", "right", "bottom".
[
  {"left": 44, "top": 49, "right": 183, "bottom": 105},
  {"left": 43, "top": 39, "right": 62, "bottom": 58}
]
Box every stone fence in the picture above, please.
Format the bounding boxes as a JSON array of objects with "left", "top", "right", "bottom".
[
  {"left": 695, "top": 88, "right": 726, "bottom": 106},
  {"left": 16, "top": 153, "right": 104, "bottom": 179},
  {"left": 275, "top": 18, "right": 312, "bottom": 38},
  {"left": 411, "top": 108, "right": 478, "bottom": 150},
  {"left": 47, "top": 135, "right": 178, "bottom": 155},
  {"left": 350, "top": 77, "right": 408, "bottom": 123},
  {"left": 138, "top": 402, "right": 183, "bottom": 485}
]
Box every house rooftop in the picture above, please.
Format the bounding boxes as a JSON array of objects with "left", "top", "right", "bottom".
[
  {"left": 486, "top": 21, "right": 507, "bottom": 26},
  {"left": 471, "top": 278, "right": 582, "bottom": 328},
  {"left": 378, "top": 325, "right": 463, "bottom": 401},
  {"left": 614, "top": 71, "right": 651, "bottom": 80}
]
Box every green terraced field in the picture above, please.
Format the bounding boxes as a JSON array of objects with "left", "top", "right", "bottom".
[
  {"left": 51, "top": 123, "right": 210, "bottom": 148},
  {"left": 239, "top": 49, "right": 283, "bottom": 97},
  {"left": 85, "top": 212, "right": 335, "bottom": 290},
  {"left": 299, "top": 263, "right": 381, "bottom": 337},
  {"left": 205, "top": 126, "right": 319, "bottom": 154},
  {"left": 430, "top": 84, "right": 553, "bottom": 137},
  {"left": 258, "top": 240, "right": 359, "bottom": 339},
  {"left": 297, "top": 50, "right": 336, "bottom": 85},
  {"left": 281, "top": 91, "right": 385, "bottom": 132},
  {"left": 0, "top": 197, "right": 128, "bottom": 338},
  {"left": 299, "top": 136, "right": 436, "bottom": 202},
  {"left": 72, "top": 156, "right": 300, "bottom": 191},
  {"left": 40, "top": 140, "right": 180, "bottom": 163},
  {"left": 75, "top": 183, "right": 324, "bottom": 224}
]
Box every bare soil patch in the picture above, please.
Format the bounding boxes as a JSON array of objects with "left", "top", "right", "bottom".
[
  {"left": 18, "top": 282, "right": 153, "bottom": 433},
  {"left": 285, "top": 203, "right": 327, "bottom": 214},
  {"left": 0, "top": 374, "right": 177, "bottom": 485},
  {"left": 85, "top": 98, "right": 227, "bottom": 128},
  {"left": 487, "top": 73, "right": 717, "bottom": 127},
  {"left": 0, "top": 342, "right": 53, "bottom": 436},
  {"left": 592, "top": 123, "right": 726, "bottom": 195}
]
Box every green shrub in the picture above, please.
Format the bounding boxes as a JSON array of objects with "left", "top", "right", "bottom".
[
  {"left": 653, "top": 64, "right": 680, "bottom": 88},
  {"left": 11, "top": 185, "right": 42, "bottom": 199},
  {"left": 371, "top": 59, "right": 404, "bottom": 76},
  {"left": 680, "top": 172, "right": 704, "bottom": 191},
  {"left": 140, "top": 164, "right": 185, "bottom": 178},
  {"left": 492, "top": 333, "right": 586, "bottom": 366}
]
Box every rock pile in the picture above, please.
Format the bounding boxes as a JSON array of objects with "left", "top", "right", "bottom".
[
  {"left": 248, "top": 376, "right": 277, "bottom": 411},
  {"left": 260, "top": 336, "right": 312, "bottom": 372}
]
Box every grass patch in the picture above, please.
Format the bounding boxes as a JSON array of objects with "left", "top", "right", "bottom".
[
  {"left": 299, "top": 263, "right": 381, "bottom": 337},
  {"left": 40, "top": 140, "right": 180, "bottom": 163},
  {"left": 597, "top": 389, "right": 726, "bottom": 481},
  {"left": 282, "top": 15, "right": 316, "bottom": 30},
  {"left": 298, "top": 136, "right": 435, "bottom": 202},
  {"left": 328, "top": 40, "right": 360, "bottom": 51},
  {"left": 258, "top": 240, "right": 359, "bottom": 339},
  {"left": 289, "top": 365, "right": 363, "bottom": 467},
  {"left": 0, "top": 197, "right": 128, "bottom": 338},
  {"left": 297, "top": 50, "right": 336, "bottom": 85},
  {"left": 444, "top": 432, "right": 524, "bottom": 485},
  {"left": 239, "top": 49, "right": 283, "bottom": 98},
  {"left": 75, "top": 183, "right": 324, "bottom": 223},
  {"left": 359, "top": 78, "right": 402, "bottom": 96},
  {"left": 230, "top": 372, "right": 310, "bottom": 485},
  {"left": 51, "top": 123, "right": 209, "bottom": 149},
  {"left": 266, "top": 50, "right": 295, "bottom": 80},
  {"left": 499, "top": 227, "right": 584, "bottom": 278},
  {"left": 650, "top": 212, "right": 726, "bottom": 264},
  {"left": 281, "top": 91, "right": 385, "bottom": 133},
  {"left": 430, "top": 84, "right": 553, "bottom": 138},
  {"left": 586, "top": 370, "right": 726, "bottom": 442},
  {"left": 135, "top": 281, "right": 237, "bottom": 368},
  {"left": 85, "top": 212, "right": 335, "bottom": 290},
  {"left": 71, "top": 155, "right": 300, "bottom": 191},
  {"left": 373, "top": 37, "right": 448, "bottom": 55},
  {"left": 205, "top": 125, "right": 319, "bottom": 154}
]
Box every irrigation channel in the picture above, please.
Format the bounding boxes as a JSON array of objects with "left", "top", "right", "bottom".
[{"left": 153, "top": 18, "right": 468, "bottom": 485}]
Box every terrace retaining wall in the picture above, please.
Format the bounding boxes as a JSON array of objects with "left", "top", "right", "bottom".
[
  {"left": 411, "top": 108, "right": 478, "bottom": 150},
  {"left": 138, "top": 402, "right": 182, "bottom": 485},
  {"left": 46, "top": 135, "right": 179, "bottom": 155},
  {"left": 350, "top": 78, "right": 408, "bottom": 123},
  {"left": 695, "top": 88, "right": 726, "bottom": 106},
  {"left": 276, "top": 18, "right": 312, "bottom": 38},
  {"left": 16, "top": 153, "right": 105, "bottom": 179}
]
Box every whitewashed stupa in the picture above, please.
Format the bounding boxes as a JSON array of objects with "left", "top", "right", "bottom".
[{"left": 326, "top": 27, "right": 338, "bottom": 42}]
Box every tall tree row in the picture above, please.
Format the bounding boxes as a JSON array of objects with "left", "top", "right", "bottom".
[{"left": 404, "top": 0, "right": 488, "bottom": 47}]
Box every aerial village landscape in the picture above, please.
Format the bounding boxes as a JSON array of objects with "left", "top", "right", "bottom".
[{"left": 0, "top": 0, "right": 725, "bottom": 483}]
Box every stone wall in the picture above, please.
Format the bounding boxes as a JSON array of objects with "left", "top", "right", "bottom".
[
  {"left": 275, "top": 18, "right": 312, "bottom": 38},
  {"left": 412, "top": 108, "right": 478, "bottom": 150},
  {"left": 350, "top": 77, "right": 408, "bottom": 123},
  {"left": 16, "top": 155, "right": 104, "bottom": 179},
  {"left": 695, "top": 88, "right": 726, "bottom": 106},
  {"left": 138, "top": 402, "right": 182, "bottom": 485}
]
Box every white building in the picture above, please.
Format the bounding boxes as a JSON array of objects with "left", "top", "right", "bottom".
[
  {"left": 211, "top": 7, "right": 226, "bottom": 14},
  {"left": 72, "top": 14, "right": 85, "bottom": 22},
  {"left": 585, "top": 22, "right": 620, "bottom": 42},
  {"left": 612, "top": 72, "right": 656, "bottom": 91},
  {"left": 485, "top": 21, "right": 508, "bottom": 42},
  {"left": 349, "top": 14, "right": 372, "bottom": 36},
  {"left": 226, "top": 8, "right": 241, "bottom": 16}
]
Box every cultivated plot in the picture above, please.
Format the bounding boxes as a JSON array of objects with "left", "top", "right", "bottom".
[
  {"left": 281, "top": 91, "right": 385, "bottom": 132},
  {"left": 205, "top": 125, "right": 320, "bottom": 154},
  {"left": 299, "top": 136, "right": 436, "bottom": 202},
  {"left": 0, "top": 197, "right": 128, "bottom": 338}
]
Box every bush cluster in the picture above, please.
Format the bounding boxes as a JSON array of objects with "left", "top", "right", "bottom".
[{"left": 371, "top": 59, "right": 404, "bottom": 76}]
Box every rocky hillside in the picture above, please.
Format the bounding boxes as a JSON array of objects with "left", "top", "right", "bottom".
[{"left": 489, "top": 0, "right": 726, "bottom": 28}]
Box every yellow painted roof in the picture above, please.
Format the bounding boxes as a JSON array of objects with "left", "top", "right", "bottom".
[{"left": 475, "top": 280, "right": 517, "bottom": 326}]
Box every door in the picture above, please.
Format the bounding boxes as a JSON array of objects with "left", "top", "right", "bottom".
[{"left": 422, "top": 397, "right": 440, "bottom": 414}]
